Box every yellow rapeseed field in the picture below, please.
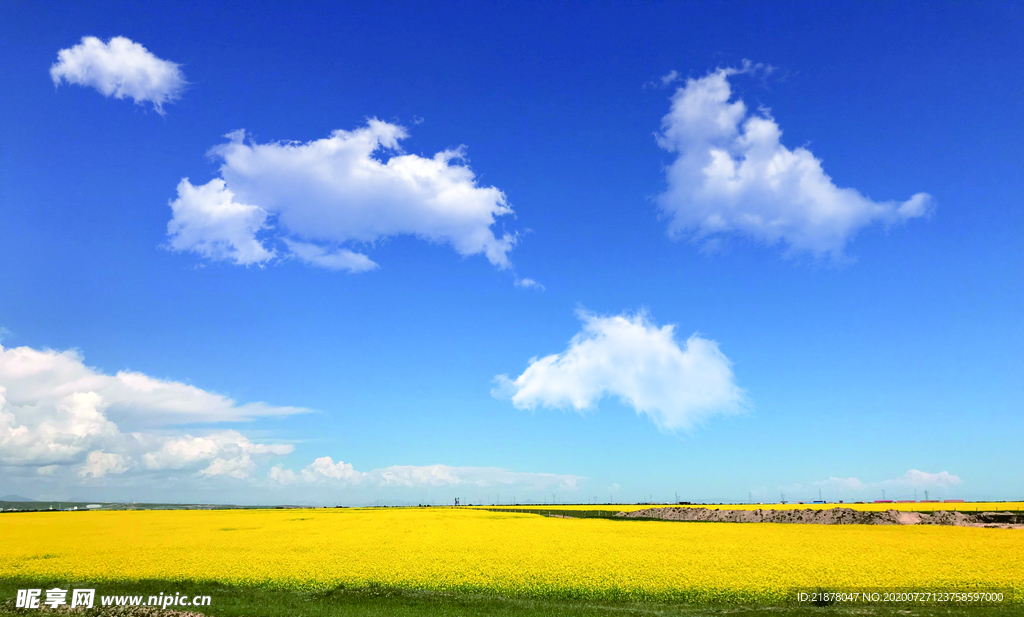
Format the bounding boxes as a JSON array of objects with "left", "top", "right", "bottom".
[
  {"left": 1, "top": 507, "right": 1020, "bottom": 603},
  {"left": 484, "top": 501, "right": 1024, "bottom": 513}
]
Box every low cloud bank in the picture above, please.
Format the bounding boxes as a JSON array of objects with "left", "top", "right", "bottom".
[
  {"left": 0, "top": 343, "right": 301, "bottom": 479},
  {"left": 270, "top": 457, "right": 581, "bottom": 490}
]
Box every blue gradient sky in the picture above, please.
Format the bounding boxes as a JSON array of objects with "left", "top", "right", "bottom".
[{"left": 0, "top": 1, "right": 1020, "bottom": 504}]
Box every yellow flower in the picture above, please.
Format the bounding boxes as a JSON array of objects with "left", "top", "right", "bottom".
[{"left": 0, "top": 507, "right": 1018, "bottom": 603}]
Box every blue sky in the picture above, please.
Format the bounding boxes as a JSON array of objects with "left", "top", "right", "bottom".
[{"left": 0, "top": 1, "right": 1021, "bottom": 505}]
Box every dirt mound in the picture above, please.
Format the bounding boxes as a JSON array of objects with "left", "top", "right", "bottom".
[{"left": 616, "top": 507, "right": 1023, "bottom": 528}]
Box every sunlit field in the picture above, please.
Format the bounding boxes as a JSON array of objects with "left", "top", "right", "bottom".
[
  {"left": 482, "top": 502, "right": 1024, "bottom": 513},
  {"left": 1, "top": 507, "right": 1020, "bottom": 604}
]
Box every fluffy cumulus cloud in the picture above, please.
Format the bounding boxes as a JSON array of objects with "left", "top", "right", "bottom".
[
  {"left": 141, "top": 431, "right": 292, "bottom": 480},
  {"left": 269, "top": 457, "right": 580, "bottom": 490},
  {"left": 50, "top": 36, "right": 185, "bottom": 114},
  {"left": 0, "top": 388, "right": 118, "bottom": 467},
  {"left": 166, "top": 121, "right": 517, "bottom": 272},
  {"left": 269, "top": 456, "right": 363, "bottom": 485},
  {"left": 80, "top": 451, "right": 130, "bottom": 478},
  {"left": 656, "top": 67, "right": 933, "bottom": 258},
  {"left": 493, "top": 310, "right": 746, "bottom": 432},
  {"left": 0, "top": 343, "right": 299, "bottom": 479},
  {"left": 166, "top": 179, "right": 275, "bottom": 266}
]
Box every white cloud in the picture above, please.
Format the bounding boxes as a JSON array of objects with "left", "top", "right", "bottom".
[
  {"left": 0, "top": 343, "right": 307, "bottom": 427},
  {"left": 269, "top": 456, "right": 365, "bottom": 484},
  {"left": 493, "top": 310, "right": 746, "bottom": 432},
  {"left": 792, "top": 469, "right": 963, "bottom": 499},
  {"left": 813, "top": 470, "right": 962, "bottom": 490},
  {"left": 166, "top": 179, "right": 275, "bottom": 266},
  {"left": 167, "top": 121, "right": 517, "bottom": 271},
  {"left": 0, "top": 388, "right": 119, "bottom": 466},
  {"left": 141, "top": 431, "right": 291, "bottom": 475},
  {"left": 282, "top": 239, "right": 378, "bottom": 273},
  {"left": 140, "top": 435, "right": 220, "bottom": 470},
  {"left": 0, "top": 343, "right": 299, "bottom": 481},
  {"left": 200, "top": 455, "right": 254, "bottom": 480},
  {"left": 79, "top": 450, "right": 130, "bottom": 478},
  {"left": 50, "top": 36, "right": 185, "bottom": 114},
  {"left": 656, "top": 67, "right": 933, "bottom": 258},
  {"left": 514, "top": 278, "right": 545, "bottom": 291},
  {"left": 375, "top": 465, "right": 463, "bottom": 487},
  {"left": 269, "top": 458, "right": 580, "bottom": 490},
  {"left": 1, "top": 342, "right": 578, "bottom": 501},
  {"left": 888, "top": 469, "right": 962, "bottom": 488},
  {"left": 267, "top": 464, "right": 298, "bottom": 484},
  {"left": 644, "top": 70, "right": 681, "bottom": 90},
  {"left": 306, "top": 456, "right": 362, "bottom": 480},
  {"left": 374, "top": 465, "right": 578, "bottom": 490}
]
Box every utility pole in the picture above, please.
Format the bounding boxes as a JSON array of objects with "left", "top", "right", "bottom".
[{"left": 819, "top": 488, "right": 822, "bottom": 502}]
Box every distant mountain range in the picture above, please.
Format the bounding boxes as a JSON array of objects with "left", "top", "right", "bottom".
[{"left": 0, "top": 494, "right": 36, "bottom": 502}]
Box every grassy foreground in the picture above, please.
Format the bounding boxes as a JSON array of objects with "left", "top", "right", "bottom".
[{"left": 0, "top": 579, "right": 1018, "bottom": 617}]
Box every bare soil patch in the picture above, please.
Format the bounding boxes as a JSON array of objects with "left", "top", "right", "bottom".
[{"left": 617, "top": 507, "right": 1024, "bottom": 528}]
